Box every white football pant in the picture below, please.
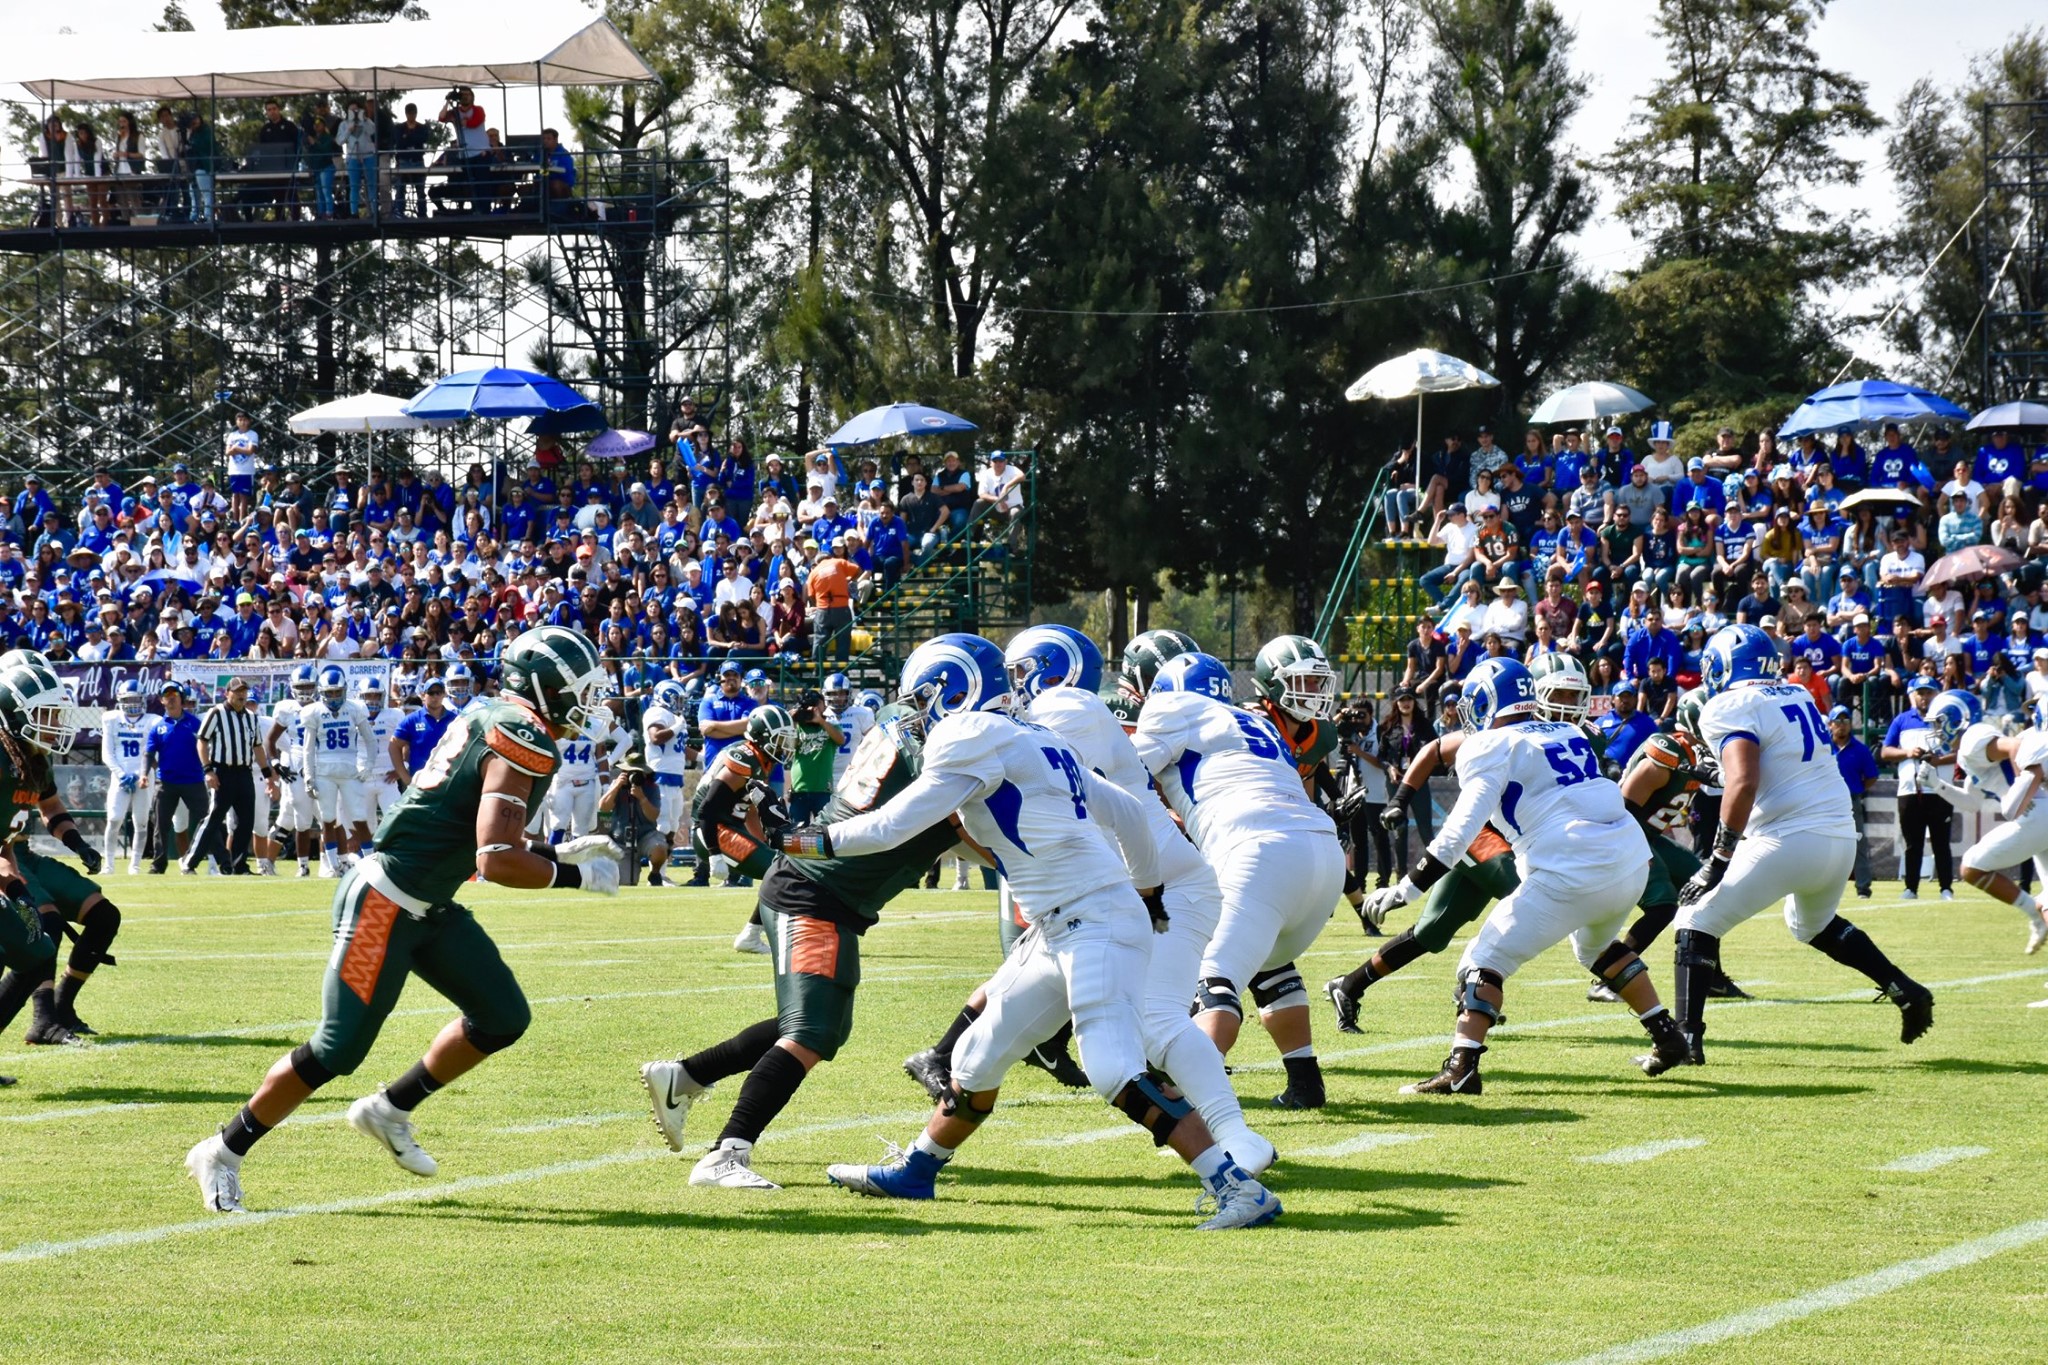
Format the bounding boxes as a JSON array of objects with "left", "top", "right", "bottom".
[
  {"left": 1677, "top": 834, "right": 1856, "bottom": 943},
  {"left": 1461, "top": 861, "right": 1651, "bottom": 980},
  {"left": 1199, "top": 830, "right": 1345, "bottom": 1011}
]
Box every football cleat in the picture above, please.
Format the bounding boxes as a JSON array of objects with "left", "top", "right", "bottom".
[
  {"left": 1023, "top": 1040, "right": 1090, "bottom": 1089},
  {"left": 0, "top": 1074, "right": 15, "bottom": 1086},
  {"left": 639, "top": 1060, "right": 703, "bottom": 1152},
  {"left": 2025, "top": 910, "right": 2047, "bottom": 956},
  {"left": 689, "top": 1138, "right": 779, "bottom": 1190},
  {"left": 1402, "top": 1045, "right": 1483, "bottom": 1095},
  {"left": 1586, "top": 980, "right": 1622, "bottom": 1003},
  {"left": 347, "top": 1089, "right": 438, "bottom": 1175},
  {"left": 1886, "top": 982, "right": 1935, "bottom": 1045},
  {"left": 732, "top": 921, "right": 770, "bottom": 955},
  {"left": 1324, "top": 978, "right": 1362, "bottom": 1035},
  {"left": 58, "top": 1008, "right": 95, "bottom": 1036},
  {"left": 826, "top": 1141, "right": 944, "bottom": 1200},
  {"left": 1634, "top": 1011, "right": 1692, "bottom": 1077},
  {"left": 1899, "top": 888, "right": 1917, "bottom": 901},
  {"left": 1703, "top": 969, "right": 1751, "bottom": 1000},
  {"left": 1940, "top": 889, "right": 1955, "bottom": 902},
  {"left": 902, "top": 1048, "right": 952, "bottom": 1103},
  {"left": 186, "top": 1133, "right": 245, "bottom": 1214},
  {"left": 1194, "top": 1165, "right": 1282, "bottom": 1231},
  {"left": 24, "top": 1021, "right": 82, "bottom": 1046}
]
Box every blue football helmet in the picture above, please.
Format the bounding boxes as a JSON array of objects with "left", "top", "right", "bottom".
[
  {"left": 318, "top": 664, "right": 348, "bottom": 708},
  {"left": 857, "top": 688, "right": 885, "bottom": 714},
  {"left": 1456, "top": 657, "right": 1538, "bottom": 733},
  {"left": 652, "top": 679, "right": 688, "bottom": 715},
  {"left": 899, "top": 633, "right": 1011, "bottom": 728},
  {"left": 1005, "top": 624, "right": 1104, "bottom": 705},
  {"left": 823, "top": 672, "right": 854, "bottom": 709},
  {"left": 357, "top": 676, "right": 386, "bottom": 709},
  {"left": 1699, "top": 624, "right": 1780, "bottom": 697},
  {"left": 1149, "top": 651, "right": 1236, "bottom": 703},
  {"left": 116, "top": 678, "right": 146, "bottom": 720},
  {"left": 290, "top": 661, "right": 319, "bottom": 704},
  {"left": 1926, "top": 689, "right": 1982, "bottom": 752},
  {"left": 445, "top": 664, "right": 475, "bottom": 704}
]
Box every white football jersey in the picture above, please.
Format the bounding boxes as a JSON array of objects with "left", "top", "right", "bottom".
[
  {"left": 307, "top": 699, "right": 374, "bottom": 774},
  {"left": 365, "top": 706, "right": 400, "bottom": 778},
  {"left": 100, "top": 710, "right": 151, "bottom": 777},
  {"left": 828, "top": 702, "right": 877, "bottom": 780},
  {"left": 642, "top": 706, "right": 691, "bottom": 776},
  {"left": 270, "top": 699, "right": 308, "bottom": 768},
  {"left": 1955, "top": 721, "right": 2048, "bottom": 802},
  {"left": 1428, "top": 720, "right": 1646, "bottom": 884},
  {"left": 1130, "top": 689, "right": 1336, "bottom": 852},
  {"left": 557, "top": 721, "right": 623, "bottom": 781},
  {"left": 1030, "top": 686, "right": 1211, "bottom": 887},
  {"left": 921, "top": 710, "right": 1144, "bottom": 918},
  {"left": 1700, "top": 681, "right": 1851, "bottom": 839}
]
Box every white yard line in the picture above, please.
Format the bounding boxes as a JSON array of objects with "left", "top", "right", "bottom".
[
  {"left": 1556, "top": 1216, "right": 2048, "bottom": 1364},
  {"left": 1875, "top": 1146, "right": 1992, "bottom": 1173},
  {"left": 1576, "top": 1138, "right": 1705, "bottom": 1166},
  {"left": 496, "top": 1111, "right": 644, "bottom": 1134},
  {"left": 0, "top": 1102, "right": 160, "bottom": 1124},
  {"left": 1292, "top": 1131, "right": 1425, "bottom": 1159},
  {"left": 1024, "top": 1124, "right": 1141, "bottom": 1148}
]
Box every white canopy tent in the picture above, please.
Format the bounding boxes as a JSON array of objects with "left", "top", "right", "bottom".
[{"left": 0, "top": 10, "right": 653, "bottom": 103}]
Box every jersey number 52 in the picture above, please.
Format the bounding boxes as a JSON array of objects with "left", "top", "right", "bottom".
[{"left": 1544, "top": 736, "right": 1599, "bottom": 786}]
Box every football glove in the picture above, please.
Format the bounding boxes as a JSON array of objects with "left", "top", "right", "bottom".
[
  {"left": 555, "top": 836, "right": 623, "bottom": 866},
  {"left": 1379, "top": 787, "right": 1412, "bottom": 833},
  {"left": 1329, "top": 787, "right": 1369, "bottom": 826},
  {"left": 1140, "top": 887, "right": 1169, "bottom": 933},
  {"left": 74, "top": 843, "right": 102, "bottom": 877},
  {"left": 779, "top": 825, "right": 834, "bottom": 859},
  {"left": 1677, "top": 857, "right": 1728, "bottom": 907},
  {"left": 1360, "top": 880, "right": 1414, "bottom": 928},
  {"left": 118, "top": 773, "right": 138, "bottom": 793},
  {"left": 578, "top": 858, "right": 620, "bottom": 896}
]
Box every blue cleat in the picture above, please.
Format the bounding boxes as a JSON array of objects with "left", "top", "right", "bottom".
[
  {"left": 826, "top": 1142, "right": 946, "bottom": 1200},
  {"left": 1195, "top": 1162, "right": 1282, "bottom": 1230}
]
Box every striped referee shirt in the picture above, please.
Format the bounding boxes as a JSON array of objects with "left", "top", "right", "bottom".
[{"left": 198, "top": 701, "right": 263, "bottom": 770}]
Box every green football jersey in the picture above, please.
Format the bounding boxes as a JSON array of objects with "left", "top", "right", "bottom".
[
  {"left": 375, "top": 699, "right": 561, "bottom": 904},
  {"left": 690, "top": 740, "right": 774, "bottom": 822},
  {"left": 0, "top": 740, "right": 51, "bottom": 846},
  {"left": 784, "top": 707, "right": 960, "bottom": 925},
  {"left": 1247, "top": 700, "right": 1340, "bottom": 777},
  {"left": 1622, "top": 731, "right": 1710, "bottom": 834}
]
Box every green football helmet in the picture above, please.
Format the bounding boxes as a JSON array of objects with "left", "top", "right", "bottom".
[
  {"left": 499, "top": 625, "right": 609, "bottom": 738},
  {"left": 1674, "top": 688, "right": 1707, "bottom": 743},
  {"left": 1119, "top": 629, "right": 1201, "bottom": 698},
  {"left": 0, "top": 649, "right": 53, "bottom": 674},
  {"left": 1252, "top": 634, "right": 1338, "bottom": 722},
  {"left": 1102, "top": 691, "right": 1142, "bottom": 727},
  {"left": 746, "top": 704, "right": 800, "bottom": 765},
  {"left": 1528, "top": 653, "right": 1592, "bottom": 723},
  {"left": 0, "top": 659, "right": 83, "bottom": 753}
]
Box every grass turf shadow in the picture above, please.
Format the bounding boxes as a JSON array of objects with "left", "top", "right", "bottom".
[
  {"left": 1310, "top": 1101, "right": 1585, "bottom": 1128},
  {"left": 34, "top": 1085, "right": 257, "bottom": 1105},
  {"left": 342, "top": 1200, "right": 1019, "bottom": 1237}
]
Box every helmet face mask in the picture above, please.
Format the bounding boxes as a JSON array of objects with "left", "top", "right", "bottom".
[
  {"left": 1254, "top": 635, "right": 1337, "bottom": 722},
  {"left": 1457, "top": 658, "right": 1538, "bottom": 733},
  {"left": 0, "top": 662, "right": 82, "bottom": 754},
  {"left": 824, "top": 671, "right": 852, "bottom": 711},
  {"left": 501, "top": 626, "right": 608, "bottom": 738},
  {"left": 1926, "top": 690, "right": 1981, "bottom": 752},
  {"left": 1529, "top": 654, "right": 1592, "bottom": 723},
  {"left": 117, "top": 682, "right": 145, "bottom": 720},
  {"left": 319, "top": 665, "right": 348, "bottom": 711},
  {"left": 747, "top": 704, "right": 800, "bottom": 765},
  {"left": 291, "top": 662, "right": 318, "bottom": 704}
]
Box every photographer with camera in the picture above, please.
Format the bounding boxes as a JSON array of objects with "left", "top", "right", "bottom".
[
  {"left": 1328, "top": 698, "right": 1393, "bottom": 924},
  {"left": 784, "top": 689, "right": 845, "bottom": 823},
  {"left": 599, "top": 749, "right": 664, "bottom": 888},
  {"left": 438, "top": 87, "right": 487, "bottom": 158}
]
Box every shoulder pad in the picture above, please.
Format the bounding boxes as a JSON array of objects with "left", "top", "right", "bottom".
[
  {"left": 485, "top": 711, "right": 558, "bottom": 777},
  {"left": 1643, "top": 733, "right": 1686, "bottom": 769}
]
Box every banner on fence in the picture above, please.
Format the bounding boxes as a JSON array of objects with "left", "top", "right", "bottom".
[{"left": 166, "top": 659, "right": 394, "bottom": 709}]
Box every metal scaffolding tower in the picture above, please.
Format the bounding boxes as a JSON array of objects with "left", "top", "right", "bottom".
[{"left": 1983, "top": 100, "right": 2048, "bottom": 403}]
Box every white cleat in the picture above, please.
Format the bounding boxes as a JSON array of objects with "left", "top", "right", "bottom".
[
  {"left": 2026, "top": 912, "right": 2047, "bottom": 956},
  {"left": 185, "top": 1133, "right": 246, "bottom": 1214},
  {"left": 347, "top": 1090, "right": 438, "bottom": 1176},
  {"left": 1194, "top": 1166, "right": 1282, "bottom": 1230},
  {"left": 639, "top": 1060, "right": 704, "bottom": 1152},
  {"left": 127, "top": 863, "right": 142, "bottom": 877},
  {"left": 317, "top": 861, "right": 339, "bottom": 880},
  {"left": 732, "top": 921, "right": 770, "bottom": 955},
  {"left": 257, "top": 859, "right": 276, "bottom": 876},
  {"left": 689, "top": 1138, "right": 779, "bottom": 1190},
  {"left": 1940, "top": 889, "right": 1955, "bottom": 902}
]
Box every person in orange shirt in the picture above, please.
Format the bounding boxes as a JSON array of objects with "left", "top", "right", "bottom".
[{"left": 806, "top": 538, "right": 861, "bottom": 661}]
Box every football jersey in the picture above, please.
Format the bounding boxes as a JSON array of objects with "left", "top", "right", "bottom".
[
  {"left": 1030, "top": 685, "right": 1210, "bottom": 887},
  {"left": 1954, "top": 721, "right": 2048, "bottom": 805},
  {"left": 100, "top": 711, "right": 151, "bottom": 777},
  {"left": 375, "top": 699, "right": 559, "bottom": 904},
  {"left": 1131, "top": 689, "right": 1336, "bottom": 852},
  {"left": 1621, "top": 730, "right": 1711, "bottom": 835},
  {"left": 365, "top": 706, "right": 400, "bottom": 778},
  {"left": 782, "top": 707, "right": 958, "bottom": 924},
  {"left": 307, "top": 699, "right": 373, "bottom": 774},
  {"left": 0, "top": 742, "right": 53, "bottom": 846},
  {"left": 1699, "top": 682, "right": 1850, "bottom": 839},
  {"left": 269, "top": 700, "right": 308, "bottom": 769},
  {"left": 906, "top": 710, "right": 1139, "bottom": 919},
  {"left": 690, "top": 741, "right": 774, "bottom": 823},
  {"left": 641, "top": 705, "right": 692, "bottom": 777},
  {"left": 1429, "top": 720, "right": 1646, "bottom": 883},
  {"left": 1248, "top": 698, "right": 1339, "bottom": 779},
  {"left": 828, "top": 701, "right": 877, "bottom": 780},
  {"left": 557, "top": 721, "right": 624, "bottom": 782}
]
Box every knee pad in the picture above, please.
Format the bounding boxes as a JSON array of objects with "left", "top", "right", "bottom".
[
  {"left": 289, "top": 1041, "right": 337, "bottom": 1089},
  {"left": 1455, "top": 966, "right": 1504, "bottom": 1024},
  {"left": 37, "top": 909, "right": 64, "bottom": 946},
  {"left": 1590, "top": 939, "right": 1646, "bottom": 993},
  {"left": 1248, "top": 963, "right": 1308, "bottom": 1013},
  {"left": 461, "top": 1015, "right": 528, "bottom": 1055},
  {"left": 68, "top": 902, "right": 119, "bottom": 974},
  {"left": 1191, "top": 976, "right": 1242, "bottom": 1020},
  {"left": 938, "top": 1084, "right": 995, "bottom": 1126},
  {"left": 1674, "top": 928, "right": 1722, "bottom": 970},
  {"left": 1112, "top": 1070, "right": 1193, "bottom": 1147}
]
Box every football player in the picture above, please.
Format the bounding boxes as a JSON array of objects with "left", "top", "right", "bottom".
[
  {"left": 800, "top": 635, "right": 1279, "bottom": 1229},
  {"left": 262, "top": 663, "right": 322, "bottom": 877},
  {"left": 546, "top": 704, "right": 628, "bottom": 843},
  {"left": 444, "top": 663, "right": 485, "bottom": 715},
  {"left": 638, "top": 700, "right": 965, "bottom": 1189},
  {"left": 305, "top": 664, "right": 377, "bottom": 875},
  {"left": 356, "top": 677, "right": 403, "bottom": 832},
  {"left": 1673, "top": 625, "right": 1934, "bottom": 1065},
  {"left": 1135, "top": 651, "right": 1346, "bottom": 1108},
  {"left": 1363, "top": 657, "right": 1684, "bottom": 1094},
  {"left": 186, "top": 626, "right": 621, "bottom": 1214},
  {"left": 692, "top": 704, "right": 801, "bottom": 893},
  {"left": 641, "top": 675, "right": 701, "bottom": 887},
  {"left": 823, "top": 671, "right": 876, "bottom": 784},
  {"left": 1245, "top": 634, "right": 1343, "bottom": 800},
  {"left": 0, "top": 655, "right": 119, "bottom": 1046},
  {"left": 1925, "top": 689, "right": 2048, "bottom": 953},
  {"left": 101, "top": 679, "right": 154, "bottom": 873}
]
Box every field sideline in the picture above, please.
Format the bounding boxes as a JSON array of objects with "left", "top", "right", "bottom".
[{"left": 1, "top": 877, "right": 2044, "bottom": 1363}]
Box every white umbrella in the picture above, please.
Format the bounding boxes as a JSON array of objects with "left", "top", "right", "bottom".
[
  {"left": 1345, "top": 347, "right": 1500, "bottom": 451},
  {"left": 1528, "top": 381, "right": 1655, "bottom": 426},
  {"left": 288, "top": 393, "right": 453, "bottom": 434}
]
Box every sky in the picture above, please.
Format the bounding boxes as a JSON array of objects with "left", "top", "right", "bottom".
[{"left": 5, "top": 0, "right": 2042, "bottom": 371}]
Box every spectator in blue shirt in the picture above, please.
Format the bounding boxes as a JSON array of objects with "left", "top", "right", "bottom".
[
  {"left": 867, "top": 499, "right": 911, "bottom": 587},
  {"left": 143, "top": 680, "right": 206, "bottom": 874},
  {"left": 1623, "top": 608, "right": 1682, "bottom": 682},
  {"left": 538, "top": 127, "right": 575, "bottom": 199},
  {"left": 1824, "top": 568, "right": 1872, "bottom": 628},
  {"left": 1598, "top": 683, "right": 1659, "bottom": 770},
  {"left": 1669, "top": 458, "right": 1725, "bottom": 522},
  {"left": 1973, "top": 427, "right": 2025, "bottom": 489},
  {"left": 1835, "top": 613, "right": 1888, "bottom": 708},
  {"left": 1962, "top": 609, "right": 2006, "bottom": 676},
  {"left": 697, "top": 661, "right": 756, "bottom": 773},
  {"left": 1830, "top": 705, "right": 1879, "bottom": 897},
  {"left": 1789, "top": 614, "right": 1842, "bottom": 677},
  {"left": 1828, "top": 432, "right": 1869, "bottom": 489},
  {"left": 391, "top": 680, "right": 454, "bottom": 784},
  {"left": 12, "top": 475, "right": 55, "bottom": 529}
]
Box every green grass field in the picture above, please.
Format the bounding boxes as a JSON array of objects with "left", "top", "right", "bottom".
[{"left": 2, "top": 874, "right": 2045, "bottom": 1363}]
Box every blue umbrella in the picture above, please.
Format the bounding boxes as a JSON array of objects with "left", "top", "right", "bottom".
[
  {"left": 520, "top": 405, "right": 608, "bottom": 436},
  {"left": 1965, "top": 402, "right": 2048, "bottom": 431},
  {"left": 404, "top": 368, "right": 599, "bottom": 423},
  {"left": 824, "top": 402, "right": 977, "bottom": 447},
  {"left": 1777, "top": 379, "right": 1968, "bottom": 438}
]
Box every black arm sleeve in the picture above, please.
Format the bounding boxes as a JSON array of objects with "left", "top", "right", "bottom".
[
  {"left": 696, "top": 776, "right": 742, "bottom": 845},
  {"left": 1310, "top": 762, "right": 1342, "bottom": 806},
  {"left": 1409, "top": 849, "right": 1453, "bottom": 893}
]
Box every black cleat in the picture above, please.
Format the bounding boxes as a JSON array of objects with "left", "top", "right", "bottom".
[
  {"left": 0, "top": 1074, "right": 14, "bottom": 1086},
  {"left": 1586, "top": 979, "right": 1622, "bottom": 1003},
  {"left": 1634, "top": 1011, "right": 1692, "bottom": 1076},
  {"left": 903, "top": 1048, "right": 951, "bottom": 1103},
  {"left": 1401, "top": 1045, "right": 1483, "bottom": 1095},
  {"left": 1023, "top": 1041, "right": 1090, "bottom": 1089},
  {"left": 24, "top": 1021, "right": 82, "bottom": 1047},
  {"left": 59, "top": 1009, "right": 95, "bottom": 1036},
  {"left": 1886, "top": 982, "right": 1935, "bottom": 1044},
  {"left": 1703, "top": 969, "right": 1751, "bottom": 999},
  {"left": 1271, "top": 1084, "right": 1326, "bottom": 1110},
  {"left": 1324, "top": 977, "right": 1362, "bottom": 1034}
]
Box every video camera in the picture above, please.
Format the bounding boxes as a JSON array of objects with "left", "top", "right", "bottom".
[{"left": 792, "top": 688, "right": 825, "bottom": 725}]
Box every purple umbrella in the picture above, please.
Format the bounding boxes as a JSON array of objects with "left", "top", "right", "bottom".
[{"left": 586, "top": 428, "right": 657, "bottom": 460}]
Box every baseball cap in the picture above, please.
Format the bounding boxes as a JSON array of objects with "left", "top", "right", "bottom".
[
  {"left": 1565, "top": 507, "right": 1584, "bottom": 519},
  {"left": 1908, "top": 675, "right": 1938, "bottom": 693},
  {"left": 1973, "top": 607, "right": 1995, "bottom": 622},
  {"left": 1827, "top": 705, "right": 1851, "bottom": 723},
  {"left": 1448, "top": 504, "right": 1468, "bottom": 516},
  {"left": 717, "top": 659, "right": 743, "bottom": 676},
  {"left": 1687, "top": 457, "right": 1705, "bottom": 471},
  {"left": 1852, "top": 612, "right": 1871, "bottom": 626},
  {"left": 1605, "top": 424, "right": 1623, "bottom": 436},
  {"left": 1610, "top": 682, "right": 1633, "bottom": 696}
]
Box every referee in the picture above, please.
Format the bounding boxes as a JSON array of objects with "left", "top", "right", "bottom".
[{"left": 188, "top": 677, "right": 270, "bottom": 876}]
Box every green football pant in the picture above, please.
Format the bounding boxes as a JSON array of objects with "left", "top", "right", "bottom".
[
  {"left": 16, "top": 848, "right": 101, "bottom": 920},
  {"left": 1411, "top": 853, "right": 1522, "bottom": 954},
  {"left": 759, "top": 902, "right": 860, "bottom": 1061},
  {"left": 0, "top": 896, "right": 55, "bottom": 974},
  {"left": 309, "top": 867, "right": 529, "bottom": 1076},
  {"left": 1642, "top": 832, "right": 1698, "bottom": 911}
]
